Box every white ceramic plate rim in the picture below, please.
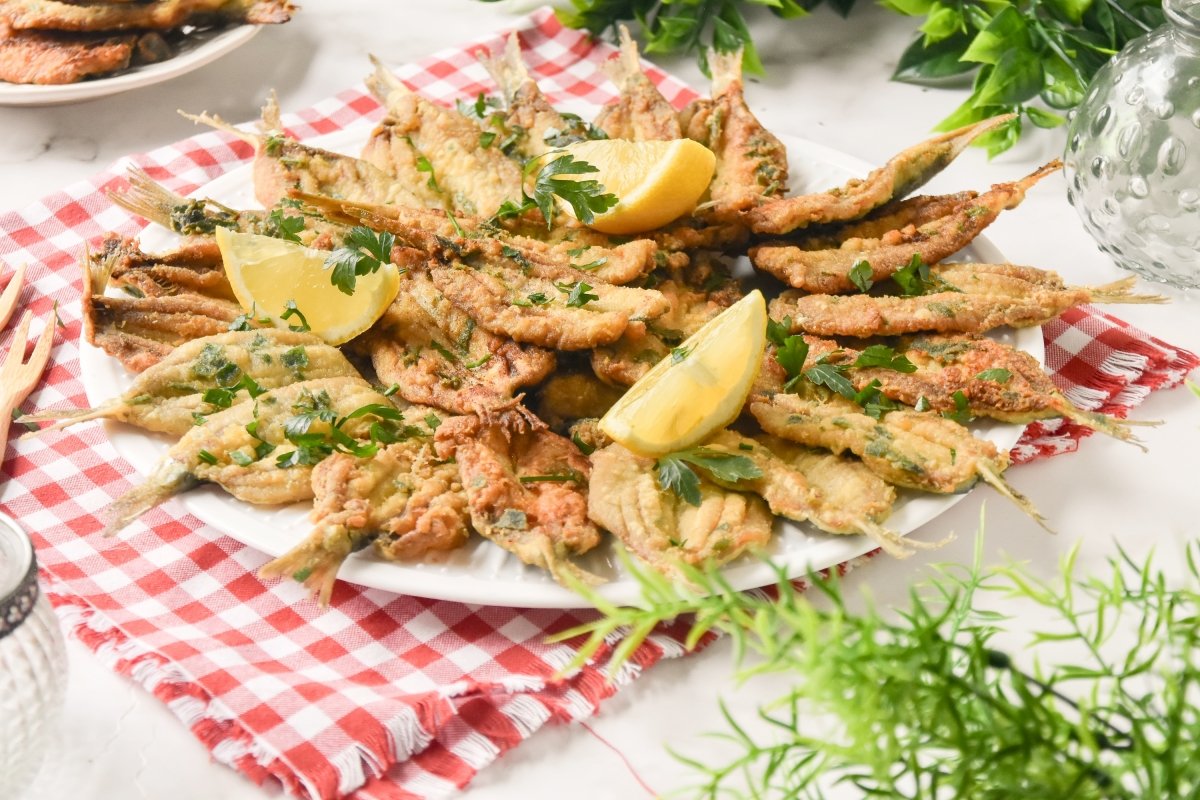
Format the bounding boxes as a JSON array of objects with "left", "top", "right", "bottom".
[
  {"left": 0, "top": 26, "right": 259, "bottom": 107},
  {"left": 81, "top": 123, "right": 1043, "bottom": 608}
]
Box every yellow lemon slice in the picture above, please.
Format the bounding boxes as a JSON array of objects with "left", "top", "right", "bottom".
[
  {"left": 599, "top": 290, "right": 767, "bottom": 456},
  {"left": 216, "top": 228, "right": 400, "bottom": 346},
  {"left": 557, "top": 138, "right": 716, "bottom": 235}
]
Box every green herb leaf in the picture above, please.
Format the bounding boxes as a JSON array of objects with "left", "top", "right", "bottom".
[
  {"left": 196, "top": 449, "right": 219, "bottom": 465},
  {"left": 655, "top": 447, "right": 763, "bottom": 506},
  {"left": 528, "top": 153, "right": 618, "bottom": 229},
  {"left": 942, "top": 389, "right": 973, "bottom": 424},
  {"left": 891, "top": 254, "right": 934, "bottom": 296},
  {"left": 325, "top": 226, "right": 395, "bottom": 295},
  {"left": 976, "top": 368, "right": 1013, "bottom": 383},
  {"left": 805, "top": 361, "right": 856, "bottom": 399},
  {"left": 848, "top": 259, "right": 874, "bottom": 293},
  {"left": 853, "top": 344, "right": 918, "bottom": 373},
  {"left": 280, "top": 300, "right": 311, "bottom": 333},
  {"left": 555, "top": 280, "right": 599, "bottom": 308}
]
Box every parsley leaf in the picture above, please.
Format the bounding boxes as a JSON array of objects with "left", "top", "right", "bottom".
[
  {"left": 555, "top": 280, "right": 599, "bottom": 308},
  {"left": 942, "top": 390, "right": 973, "bottom": 425},
  {"left": 671, "top": 346, "right": 692, "bottom": 364},
  {"left": 976, "top": 368, "right": 1012, "bottom": 383},
  {"left": 512, "top": 291, "right": 551, "bottom": 308},
  {"left": 776, "top": 337, "right": 810, "bottom": 386},
  {"left": 853, "top": 344, "right": 917, "bottom": 373},
  {"left": 571, "top": 431, "right": 596, "bottom": 455},
  {"left": 263, "top": 207, "right": 304, "bottom": 242},
  {"left": 655, "top": 448, "right": 763, "bottom": 507},
  {"left": 527, "top": 153, "right": 618, "bottom": 229},
  {"left": 280, "top": 300, "right": 310, "bottom": 333},
  {"left": 849, "top": 259, "right": 874, "bottom": 293},
  {"left": 766, "top": 316, "right": 793, "bottom": 347},
  {"left": 325, "top": 226, "right": 396, "bottom": 295},
  {"left": 196, "top": 450, "right": 219, "bottom": 466},
  {"left": 891, "top": 254, "right": 934, "bottom": 296},
  {"left": 853, "top": 379, "right": 898, "bottom": 420},
  {"left": 805, "top": 360, "right": 857, "bottom": 400}
]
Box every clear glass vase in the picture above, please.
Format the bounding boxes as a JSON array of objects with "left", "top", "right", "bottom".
[
  {"left": 0, "top": 512, "right": 68, "bottom": 799},
  {"left": 1064, "top": 0, "right": 1200, "bottom": 289}
]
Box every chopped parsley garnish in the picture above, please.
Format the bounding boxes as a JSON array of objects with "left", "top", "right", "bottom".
[
  {"left": 196, "top": 450, "right": 219, "bottom": 466},
  {"left": 671, "top": 346, "right": 692, "bottom": 364},
  {"left": 512, "top": 292, "right": 551, "bottom": 308},
  {"left": 942, "top": 390, "right": 973, "bottom": 425},
  {"left": 805, "top": 358, "right": 857, "bottom": 400},
  {"left": 122, "top": 285, "right": 145, "bottom": 299},
  {"left": 464, "top": 354, "right": 492, "bottom": 369},
  {"left": 890, "top": 254, "right": 934, "bottom": 297},
  {"left": 413, "top": 146, "right": 439, "bottom": 191},
  {"left": 915, "top": 396, "right": 932, "bottom": 412},
  {"left": 228, "top": 310, "right": 255, "bottom": 332},
  {"left": 571, "top": 431, "right": 596, "bottom": 455},
  {"left": 264, "top": 132, "right": 285, "bottom": 157},
  {"left": 853, "top": 379, "right": 898, "bottom": 420},
  {"left": 518, "top": 152, "right": 619, "bottom": 229},
  {"left": 975, "top": 368, "right": 1013, "bottom": 383},
  {"left": 263, "top": 207, "right": 304, "bottom": 242},
  {"left": 424, "top": 413, "right": 442, "bottom": 432},
  {"left": 382, "top": 383, "right": 400, "bottom": 397},
  {"left": 518, "top": 470, "right": 585, "bottom": 484},
  {"left": 852, "top": 344, "right": 917, "bottom": 373},
  {"left": 848, "top": 259, "right": 874, "bottom": 293},
  {"left": 280, "top": 300, "right": 311, "bottom": 333},
  {"left": 555, "top": 280, "right": 599, "bottom": 308},
  {"left": 229, "top": 450, "right": 255, "bottom": 467},
  {"left": 10, "top": 408, "right": 38, "bottom": 434},
  {"left": 572, "top": 257, "right": 607, "bottom": 272},
  {"left": 655, "top": 448, "right": 763, "bottom": 507},
  {"left": 494, "top": 508, "right": 528, "bottom": 530},
  {"left": 776, "top": 337, "right": 810, "bottom": 389},
  {"left": 325, "top": 226, "right": 396, "bottom": 295},
  {"left": 479, "top": 131, "right": 497, "bottom": 149},
  {"left": 280, "top": 346, "right": 308, "bottom": 378}
]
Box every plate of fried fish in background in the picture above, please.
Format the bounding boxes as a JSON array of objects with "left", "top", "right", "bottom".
[
  {"left": 0, "top": 0, "right": 293, "bottom": 106},
  {"left": 78, "top": 119, "right": 1043, "bottom": 609}
]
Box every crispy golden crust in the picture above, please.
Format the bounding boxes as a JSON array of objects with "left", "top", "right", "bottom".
[
  {"left": 683, "top": 48, "right": 788, "bottom": 220},
  {"left": 594, "top": 26, "right": 682, "bottom": 142},
  {"left": 587, "top": 443, "right": 773, "bottom": 577},
  {"left": 749, "top": 161, "right": 1062, "bottom": 294},
  {"left": 0, "top": 25, "right": 133, "bottom": 84},
  {"left": 436, "top": 416, "right": 602, "bottom": 585},
  {"left": 2, "top": 0, "right": 293, "bottom": 31},
  {"left": 746, "top": 116, "right": 1015, "bottom": 235},
  {"left": 98, "top": 234, "right": 234, "bottom": 301}
]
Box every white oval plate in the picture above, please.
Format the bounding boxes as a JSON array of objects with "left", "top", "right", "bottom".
[
  {"left": 81, "top": 124, "right": 1042, "bottom": 608},
  {"left": 0, "top": 26, "right": 259, "bottom": 107}
]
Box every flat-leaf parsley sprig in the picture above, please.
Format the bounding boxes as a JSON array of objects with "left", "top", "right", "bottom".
[
  {"left": 493, "top": 152, "right": 619, "bottom": 229},
  {"left": 324, "top": 226, "right": 396, "bottom": 295},
  {"left": 655, "top": 447, "right": 763, "bottom": 506}
]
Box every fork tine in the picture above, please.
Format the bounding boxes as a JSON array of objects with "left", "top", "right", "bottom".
[
  {"left": 0, "top": 263, "right": 25, "bottom": 331},
  {"left": 20, "top": 318, "right": 55, "bottom": 394},
  {"left": 1, "top": 311, "right": 33, "bottom": 380}
]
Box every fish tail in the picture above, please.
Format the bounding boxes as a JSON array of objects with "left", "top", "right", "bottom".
[
  {"left": 938, "top": 113, "right": 1019, "bottom": 159},
  {"left": 259, "top": 524, "right": 367, "bottom": 606},
  {"left": 1058, "top": 404, "right": 1158, "bottom": 452},
  {"left": 260, "top": 90, "right": 284, "bottom": 133},
  {"left": 17, "top": 401, "right": 125, "bottom": 439},
  {"left": 480, "top": 33, "right": 529, "bottom": 102},
  {"left": 977, "top": 461, "right": 1053, "bottom": 533},
  {"left": 1086, "top": 276, "right": 1169, "bottom": 305},
  {"left": 107, "top": 168, "right": 184, "bottom": 228},
  {"left": 603, "top": 24, "right": 641, "bottom": 86},
  {"left": 102, "top": 461, "right": 196, "bottom": 537},
  {"left": 365, "top": 54, "right": 410, "bottom": 108},
  {"left": 178, "top": 109, "right": 259, "bottom": 147},
  {"left": 857, "top": 518, "right": 953, "bottom": 559},
  {"left": 708, "top": 47, "right": 743, "bottom": 95}
]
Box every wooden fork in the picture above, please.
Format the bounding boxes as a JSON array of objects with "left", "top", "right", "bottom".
[
  {"left": 0, "top": 263, "right": 25, "bottom": 331},
  {"left": 0, "top": 310, "right": 55, "bottom": 466}
]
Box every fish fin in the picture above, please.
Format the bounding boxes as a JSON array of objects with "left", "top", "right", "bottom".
[
  {"left": 259, "top": 524, "right": 361, "bottom": 607},
  {"left": 17, "top": 401, "right": 125, "bottom": 439},
  {"left": 479, "top": 33, "right": 528, "bottom": 103},
  {"left": 708, "top": 47, "right": 743, "bottom": 95},
  {"left": 1058, "top": 405, "right": 1157, "bottom": 452},
  {"left": 178, "top": 109, "right": 259, "bottom": 147},
  {"left": 602, "top": 24, "right": 641, "bottom": 86},
  {"left": 102, "top": 460, "right": 196, "bottom": 537},
  {"left": 365, "top": 54, "right": 410, "bottom": 108},
  {"left": 1085, "top": 276, "right": 1169, "bottom": 305},
  {"left": 977, "top": 461, "right": 1053, "bottom": 533},
  {"left": 107, "top": 167, "right": 185, "bottom": 229}
]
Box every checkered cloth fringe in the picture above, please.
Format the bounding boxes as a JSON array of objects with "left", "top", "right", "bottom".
[{"left": 0, "top": 7, "right": 1194, "bottom": 799}]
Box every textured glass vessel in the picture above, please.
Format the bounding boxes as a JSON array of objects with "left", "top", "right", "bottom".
[
  {"left": 0, "top": 512, "right": 67, "bottom": 799},
  {"left": 1064, "top": 0, "right": 1200, "bottom": 288}
]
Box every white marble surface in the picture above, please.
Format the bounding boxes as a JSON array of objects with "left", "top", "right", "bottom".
[{"left": 4, "top": 2, "right": 1199, "bottom": 798}]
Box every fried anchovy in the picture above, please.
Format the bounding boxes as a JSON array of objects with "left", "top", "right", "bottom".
[
  {"left": 750, "top": 389, "right": 1047, "bottom": 528},
  {"left": 793, "top": 191, "right": 979, "bottom": 249},
  {"left": 103, "top": 377, "right": 392, "bottom": 537},
  {"left": 746, "top": 115, "right": 1015, "bottom": 235},
  {"left": 533, "top": 372, "right": 624, "bottom": 432},
  {"left": 182, "top": 96, "right": 430, "bottom": 210},
  {"left": 822, "top": 334, "right": 1154, "bottom": 449},
  {"left": 702, "top": 431, "right": 934, "bottom": 558},
  {"left": 82, "top": 247, "right": 249, "bottom": 373},
  {"left": 429, "top": 262, "right": 669, "bottom": 350},
  {"left": 481, "top": 32, "right": 596, "bottom": 162},
  {"left": 364, "top": 271, "right": 554, "bottom": 431},
  {"left": 587, "top": 442, "right": 773, "bottom": 578},
  {"left": 2, "top": 0, "right": 293, "bottom": 32},
  {"left": 259, "top": 408, "right": 467, "bottom": 606},
  {"left": 594, "top": 25, "right": 682, "bottom": 142},
  {"left": 436, "top": 415, "right": 603, "bottom": 586},
  {"left": 769, "top": 266, "right": 1165, "bottom": 337},
  {"left": 95, "top": 234, "right": 233, "bottom": 301},
  {"left": 294, "top": 190, "right": 660, "bottom": 286},
  {"left": 749, "top": 161, "right": 1062, "bottom": 294},
  {"left": 681, "top": 47, "right": 788, "bottom": 220},
  {"left": 22, "top": 329, "right": 358, "bottom": 437},
  {"left": 365, "top": 56, "right": 524, "bottom": 217}
]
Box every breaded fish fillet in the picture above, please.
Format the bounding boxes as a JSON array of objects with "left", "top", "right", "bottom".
[
  {"left": 2, "top": 0, "right": 293, "bottom": 31},
  {"left": 594, "top": 25, "right": 682, "bottom": 142}
]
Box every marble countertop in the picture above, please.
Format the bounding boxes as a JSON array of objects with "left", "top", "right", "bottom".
[{"left": 6, "top": 2, "right": 1199, "bottom": 799}]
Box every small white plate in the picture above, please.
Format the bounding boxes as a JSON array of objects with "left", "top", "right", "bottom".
[
  {"left": 0, "top": 26, "right": 259, "bottom": 107},
  {"left": 81, "top": 125, "right": 1042, "bottom": 608}
]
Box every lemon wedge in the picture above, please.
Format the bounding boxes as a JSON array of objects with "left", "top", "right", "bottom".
[
  {"left": 599, "top": 290, "right": 767, "bottom": 456},
  {"left": 557, "top": 138, "right": 716, "bottom": 235},
  {"left": 216, "top": 228, "right": 400, "bottom": 346}
]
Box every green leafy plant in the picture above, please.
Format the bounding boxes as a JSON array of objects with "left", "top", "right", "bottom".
[
  {"left": 557, "top": 520, "right": 1200, "bottom": 797},
  {"left": 532, "top": 0, "right": 1165, "bottom": 155}
]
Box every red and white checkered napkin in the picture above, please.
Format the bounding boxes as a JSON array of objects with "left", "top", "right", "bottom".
[{"left": 0, "top": 8, "right": 1195, "bottom": 800}]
